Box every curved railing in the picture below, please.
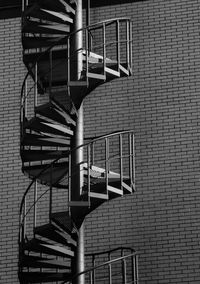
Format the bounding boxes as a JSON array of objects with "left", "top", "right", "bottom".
[
  {"left": 20, "top": 17, "right": 132, "bottom": 133},
  {"left": 19, "top": 130, "right": 135, "bottom": 246},
  {"left": 62, "top": 247, "right": 139, "bottom": 284},
  {"left": 18, "top": 155, "right": 68, "bottom": 245},
  {"left": 68, "top": 130, "right": 135, "bottom": 207}
]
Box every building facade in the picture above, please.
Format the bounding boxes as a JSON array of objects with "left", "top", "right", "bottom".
[{"left": 1, "top": 0, "right": 200, "bottom": 283}]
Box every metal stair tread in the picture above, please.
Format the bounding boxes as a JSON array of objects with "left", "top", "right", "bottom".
[
  {"left": 34, "top": 223, "right": 75, "bottom": 252},
  {"left": 36, "top": 107, "right": 75, "bottom": 128},
  {"left": 24, "top": 117, "right": 73, "bottom": 137},
  {"left": 41, "top": 8, "right": 74, "bottom": 23},
  {"left": 51, "top": 211, "right": 78, "bottom": 241},
  {"left": 18, "top": 271, "right": 72, "bottom": 283},
  {"left": 35, "top": 0, "right": 76, "bottom": 14},
  {"left": 21, "top": 149, "right": 69, "bottom": 162},
  {"left": 22, "top": 161, "right": 69, "bottom": 186},
  {"left": 23, "top": 19, "right": 71, "bottom": 35},
  {"left": 51, "top": 98, "right": 77, "bottom": 126},
  {"left": 88, "top": 191, "right": 109, "bottom": 200},
  {"left": 23, "top": 238, "right": 74, "bottom": 257},
  {"left": 22, "top": 132, "right": 71, "bottom": 147},
  {"left": 23, "top": 46, "right": 68, "bottom": 62},
  {"left": 105, "top": 66, "right": 120, "bottom": 77},
  {"left": 23, "top": 3, "right": 74, "bottom": 24},
  {"left": 122, "top": 181, "right": 133, "bottom": 193},
  {"left": 20, "top": 254, "right": 71, "bottom": 269}
]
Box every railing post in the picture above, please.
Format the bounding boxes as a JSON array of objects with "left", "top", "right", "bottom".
[
  {"left": 135, "top": 254, "right": 139, "bottom": 284},
  {"left": 34, "top": 63, "right": 38, "bottom": 109},
  {"left": 67, "top": 37, "right": 70, "bottom": 85},
  {"left": 85, "top": 29, "right": 89, "bottom": 86},
  {"left": 49, "top": 50, "right": 53, "bottom": 96},
  {"left": 129, "top": 20, "right": 133, "bottom": 74},
  {"left": 68, "top": 153, "right": 72, "bottom": 215},
  {"left": 49, "top": 163, "right": 53, "bottom": 221},
  {"left": 22, "top": 0, "right": 25, "bottom": 12},
  {"left": 108, "top": 253, "right": 112, "bottom": 284},
  {"left": 23, "top": 197, "right": 27, "bottom": 241},
  {"left": 103, "top": 23, "right": 106, "bottom": 78},
  {"left": 129, "top": 133, "right": 133, "bottom": 190},
  {"left": 116, "top": 20, "right": 120, "bottom": 72},
  {"left": 91, "top": 142, "right": 94, "bottom": 165},
  {"left": 92, "top": 255, "right": 96, "bottom": 284},
  {"left": 126, "top": 20, "right": 130, "bottom": 70},
  {"left": 121, "top": 249, "right": 127, "bottom": 284},
  {"left": 132, "top": 253, "right": 139, "bottom": 284},
  {"left": 105, "top": 137, "right": 109, "bottom": 195},
  {"left": 119, "top": 134, "right": 123, "bottom": 190},
  {"left": 87, "top": 144, "right": 91, "bottom": 207},
  {"left": 132, "top": 134, "right": 135, "bottom": 191},
  {"left": 33, "top": 181, "right": 37, "bottom": 232},
  {"left": 24, "top": 79, "right": 27, "bottom": 118}
]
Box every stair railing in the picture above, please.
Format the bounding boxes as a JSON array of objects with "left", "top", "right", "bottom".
[
  {"left": 19, "top": 130, "right": 135, "bottom": 247},
  {"left": 19, "top": 155, "right": 67, "bottom": 246},
  {"left": 62, "top": 247, "right": 139, "bottom": 284},
  {"left": 20, "top": 17, "right": 132, "bottom": 133},
  {"left": 68, "top": 130, "right": 135, "bottom": 207}
]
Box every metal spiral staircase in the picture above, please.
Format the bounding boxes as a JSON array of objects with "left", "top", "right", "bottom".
[{"left": 18, "top": 0, "right": 138, "bottom": 283}]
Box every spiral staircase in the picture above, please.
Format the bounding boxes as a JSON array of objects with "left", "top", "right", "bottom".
[{"left": 18, "top": 0, "right": 137, "bottom": 283}]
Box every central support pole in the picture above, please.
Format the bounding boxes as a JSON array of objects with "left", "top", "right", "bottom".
[{"left": 72, "top": 1, "right": 85, "bottom": 284}]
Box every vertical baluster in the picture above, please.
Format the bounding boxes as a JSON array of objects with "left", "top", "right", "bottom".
[
  {"left": 67, "top": 37, "right": 70, "bottom": 85},
  {"left": 33, "top": 180, "right": 37, "bottom": 232},
  {"left": 85, "top": 29, "right": 89, "bottom": 86},
  {"left": 105, "top": 138, "right": 109, "bottom": 195},
  {"left": 87, "top": 0, "right": 90, "bottom": 27},
  {"left": 23, "top": 197, "right": 27, "bottom": 241},
  {"left": 87, "top": 144, "right": 91, "bottom": 207},
  {"left": 117, "top": 20, "right": 120, "bottom": 72},
  {"left": 24, "top": 79, "right": 28, "bottom": 119},
  {"left": 119, "top": 134, "right": 123, "bottom": 190},
  {"left": 68, "top": 153, "right": 72, "bottom": 215},
  {"left": 132, "top": 134, "right": 135, "bottom": 192},
  {"left": 126, "top": 20, "right": 130, "bottom": 71},
  {"left": 108, "top": 252, "right": 112, "bottom": 284},
  {"left": 89, "top": 270, "right": 93, "bottom": 284},
  {"left": 121, "top": 249, "right": 127, "bottom": 284},
  {"left": 129, "top": 133, "right": 133, "bottom": 191},
  {"left": 22, "top": 0, "right": 25, "bottom": 12},
  {"left": 49, "top": 163, "right": 53, "bottom": 221},
  {"left": 129, "top": 20, "right": 133, "bottom": 74},
  {"left": 131, "top": 254, "right": 135, "bottom": 284},
  {"left": 103, "top": 23, "right": 106, "bottom": 78},
  {"left": 135, "top": 254, "right": 139, "bottom": 284},
  {"left": 34, "top": 63, "right": 38, "bottom": 110},
  {"left": 92, "top": 255, "right": 96, "bottom": 284},
  {"left": 91, "top": 142, "right": 94, "bottom": 165},
  {"left": 49, "top": 50, "right": 53, "bottom": 96}
]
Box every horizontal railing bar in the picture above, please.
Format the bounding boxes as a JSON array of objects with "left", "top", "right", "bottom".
[
  {"left": 19, "top": 130, "right": 134, "bottom": 229},
  {"left": 92, "top": 39, "right": 132, "bottom": 52},
  {"left": 86, "top": 246, "right": 135, "bottom": 257},
  {"left": 62, "top": 252, "right": 138, "bottom": 284}
]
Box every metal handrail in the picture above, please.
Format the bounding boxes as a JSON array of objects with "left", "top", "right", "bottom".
[
  {"left": 86, "top": 246, "right": 135, "bottom": 257},
  {"left": 19, "top": 130, "right": 135, "bottom": 240},
  {"left": 62, "top": 250, "right": 139, "bottom": 284},
  {"left": 20, "top": 16, "right": 132, "bottom": 126}
]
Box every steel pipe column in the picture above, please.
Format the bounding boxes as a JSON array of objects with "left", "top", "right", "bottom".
[{"left": 72, "top": 1, "right": 85, "bottom": 284}]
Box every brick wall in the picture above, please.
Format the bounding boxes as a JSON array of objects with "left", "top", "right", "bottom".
[
  {"left": 84, "top": 1, "right": 200, "bottom": 283},
  {"left": 0, "top": 17, "right": 28, "bottom": 284},
  {"left": 1, "top": 1, "right": 200, "bottom": 283}
]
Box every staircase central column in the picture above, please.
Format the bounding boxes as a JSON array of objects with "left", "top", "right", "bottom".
[{"left": 72, "top": 1, "right": 85, "bottom": 284}]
